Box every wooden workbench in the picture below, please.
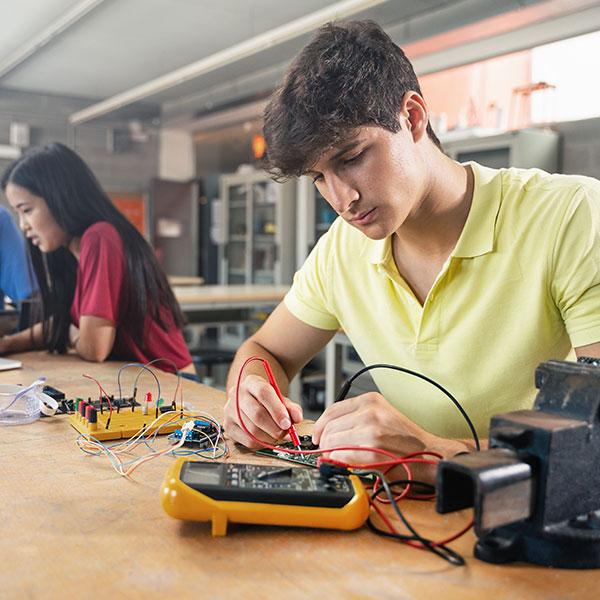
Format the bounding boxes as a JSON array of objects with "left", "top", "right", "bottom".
[
  {"left": 168, "top": 275, "right": 205, "bottom": 286},
  {"left": 172, "top": 283, "right": 289, "bottom": 331},
  {"left": 173, "top": 283, "right": 289, "bottom": 312},
  {"left": 0, "top": 351, "right": 597, "bottom": 599}
]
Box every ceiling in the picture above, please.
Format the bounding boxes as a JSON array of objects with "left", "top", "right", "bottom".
[{"left": 2, "top": 0, "right": 600, "bottom": 132}]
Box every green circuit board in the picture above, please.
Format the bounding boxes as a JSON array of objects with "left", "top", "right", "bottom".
[{"left": 256, "top": 435, "right": 320, "bottom": 468}]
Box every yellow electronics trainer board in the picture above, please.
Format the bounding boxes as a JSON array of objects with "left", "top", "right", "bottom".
[
  {"left": 160, "top": 457, "right": 370, "bottom": 535},
  {"left": 69, "top": 404, "right": 180, "bottom": 441}
]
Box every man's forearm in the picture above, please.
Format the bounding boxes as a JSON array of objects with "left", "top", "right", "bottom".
[
  {"left": 226, "top": 337, "right": 292, "bottom": 394},
  {"left": 428, "top": 435, "right": 488, "bottom": 458}
]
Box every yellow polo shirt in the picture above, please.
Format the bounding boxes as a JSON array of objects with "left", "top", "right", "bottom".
[{"left": 284, "top": 162, "right": 600, "bottom": 438}]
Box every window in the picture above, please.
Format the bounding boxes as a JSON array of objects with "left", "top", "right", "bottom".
[{"left": 419, "top": 29, "right": 600, "bottom": 135}]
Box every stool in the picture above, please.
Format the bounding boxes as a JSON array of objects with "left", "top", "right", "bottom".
[{"left": 190, "top": 347, "right": 237, "bottom": 387}]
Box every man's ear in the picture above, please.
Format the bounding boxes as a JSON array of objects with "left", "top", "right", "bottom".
[{"left": 401, "top": 91, "right": 428, "bottom": 143}]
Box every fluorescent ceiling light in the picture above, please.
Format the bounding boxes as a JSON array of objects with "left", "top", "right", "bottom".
[{"left": 68, "top": 0, "right": 391, "bottom": 125}]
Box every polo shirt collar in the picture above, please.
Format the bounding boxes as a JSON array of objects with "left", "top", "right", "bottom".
[
  {"left": 361, "top": 235, "right": 390, "bottom": 264},
  {"left": 452, "top": 161, "right": 502, "bottom": 258},
  {"left": 360, "top": 161, "right": 503, "bottom": 264}
]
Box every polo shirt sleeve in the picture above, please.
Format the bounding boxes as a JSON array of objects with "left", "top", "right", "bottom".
[
  {"left": 284, "top": 226, "right": 341, "bottom": 331},
  {"left": 550, "top": 183, "right": 600, "bottom": 348},
  {"left": 76, "top": 224, "right": 125, "bottom": 325}
]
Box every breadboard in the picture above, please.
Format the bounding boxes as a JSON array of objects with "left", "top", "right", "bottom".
[{"left": 69, "top": 409, "right": 180, "bottom": 441}]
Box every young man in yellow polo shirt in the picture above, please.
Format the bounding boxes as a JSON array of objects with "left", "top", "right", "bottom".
[{"left": 223, "top": 20, "right": 600, "bottom": 470}]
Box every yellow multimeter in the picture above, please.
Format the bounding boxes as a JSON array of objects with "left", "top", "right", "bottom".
[{"left": 160, "top": 457, "right": 370, "bottom": 536}]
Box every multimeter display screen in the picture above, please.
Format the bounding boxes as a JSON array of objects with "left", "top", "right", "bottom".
[
  {"left": 179, "top": 462, "right": 356, "bottom": 508},
  {"left": 181, "top": 463, "right": 223, "bottom": 485}
]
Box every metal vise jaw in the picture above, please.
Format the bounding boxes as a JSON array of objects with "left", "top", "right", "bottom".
[{"left": 436, "top": 360, "right": 600, "bottom": 568}]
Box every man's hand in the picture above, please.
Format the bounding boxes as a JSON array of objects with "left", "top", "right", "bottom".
[
  {"left": 312, "top": 392, "right": 435, "bottom": 462},
  {"left": 222, "top": 302, "right": 334, "bottom": 448},
  {"left": 223, "top": 374, "right": 303, "bottom": 448},
  {"left": 312, "top": 392, "right": 471, "bottom": 483}
]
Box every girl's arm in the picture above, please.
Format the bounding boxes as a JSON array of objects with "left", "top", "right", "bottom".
[
  {"left": 0, "top": 322, "right": 45, "bottom": 354},
  {"left": 70, "top": 315, "right": 116, "bottom": 362}
]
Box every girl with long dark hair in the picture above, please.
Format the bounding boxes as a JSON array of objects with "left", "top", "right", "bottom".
[{"left": 0, "top": 142, "right": 193, "bottom": 373}]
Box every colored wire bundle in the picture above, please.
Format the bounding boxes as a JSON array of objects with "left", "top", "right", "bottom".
[
  {"left": 75, "top": 360, "right": 226, "bottom": 476},
  {"left": 75, "top": 409, "right": 228, "bottom": 477},
  {"left": 117, "top": 363, "right": 161, "bottom": 406},
  {"left": 132, "top": 358, "right": 184, "bottom": 411}
]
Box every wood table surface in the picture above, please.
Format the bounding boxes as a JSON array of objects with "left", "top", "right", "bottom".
[
  {"left": 172, "top": 283, "right": 289, "bottom": 309},
  {"left": 0, "top": 351, "right": 597, "bottom": 600},
  {"left": 168, "top": 275, "right": 205, "bottom": 286}
]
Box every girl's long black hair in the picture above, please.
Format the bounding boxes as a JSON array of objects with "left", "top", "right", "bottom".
[{"left": 1, "top": 142, "right": 185, "bottom": 354}]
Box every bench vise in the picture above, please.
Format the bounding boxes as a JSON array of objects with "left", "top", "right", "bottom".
[{"left": 436, "top": 360, "right": 600, "bottom": 568}]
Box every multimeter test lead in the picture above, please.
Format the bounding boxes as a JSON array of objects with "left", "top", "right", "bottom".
[{"left": 262, "top": 360, "right": 306, "bottom": 459}]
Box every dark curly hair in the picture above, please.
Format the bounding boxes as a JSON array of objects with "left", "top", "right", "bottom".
[{"left": 262, "top": 20, "right": 442, "bottom": 180}]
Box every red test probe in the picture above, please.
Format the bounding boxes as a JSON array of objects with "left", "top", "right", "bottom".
[{"left": 262, "top": 360, "right": 304, "bottom": 457}]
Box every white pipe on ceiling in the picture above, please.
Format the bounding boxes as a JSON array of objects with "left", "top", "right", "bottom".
[
  {"left": 68, "top": 0, "right": 391, "bottom": 125},
  {"left": 0, "top": 0, "right": 106, "bottom": 80}
]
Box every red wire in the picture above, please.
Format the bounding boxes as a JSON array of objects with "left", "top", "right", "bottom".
[
  {"left": 173, "top": 381, "right": 182, "bottom": 411},
  {"left": 82, "top": 374, "right": 114, "bottom": 414},
  {"left": 371, "top": 452, "right": 443, "bottom": 503},
  {"left": 236, "top": 356, "right": 405, "bottom": 462},
  {"left": 235, "top": 355, "right": 473, "bottom": 549},
  {"left": 369, "top": 495, "right": 475, "bottom": 548}
]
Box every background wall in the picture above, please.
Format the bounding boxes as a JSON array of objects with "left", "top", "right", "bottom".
[
  {"left": 556, "top": 117, "right": 600, "bottom": 179},
  {"left": 0, "top": 88, "right": 160, "bottom": 206},
  {"left": 3, "top": 89, "right": 600, "bottom": 214}
]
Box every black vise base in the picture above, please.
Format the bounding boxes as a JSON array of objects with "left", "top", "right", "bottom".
[{"left": 475, "top": 519, "right": 600, "bottom": 569}]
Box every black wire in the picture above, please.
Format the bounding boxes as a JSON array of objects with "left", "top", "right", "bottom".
[
  {"left": 359, "top": 470, "right": 465, "bottom": 566},
  {"left": 336, "top": 363, "right": 480, "bottom": 451},
  {"left": 380, "top": 478, "right": 435, "bottom": 496},
  {"left": 366, "top": 520, "right": 465, "bottom": 566},
  {"left": 334, "top": 363, "right": 477, "bottom": 564}
]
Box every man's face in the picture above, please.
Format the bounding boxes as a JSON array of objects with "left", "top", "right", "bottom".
[{"left": 306, "top": 123, "right": 427, "bottom": 240}]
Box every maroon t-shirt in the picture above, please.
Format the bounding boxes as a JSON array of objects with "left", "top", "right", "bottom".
[{"left": 70, "top": 222, "right": 192, "bottom": 372}]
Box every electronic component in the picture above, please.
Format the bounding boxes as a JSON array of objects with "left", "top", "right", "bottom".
[
  {"left": 256, "top": 435, "right": 319, "bottom": 468},
  {"left": 167, "top": 420, "right": 222, "bottom": 448},
  {"left": 69, "top": 398, "right": 180, "bottom": 441},
  {"left": 42, "top": 385, "right": 65, "bottom": 402},
  {"left": 52, "top": 395, "right": 140, "bottom": 415},
  {"left": 160, "top": 458, "right": 369, "bottom": 535}
]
